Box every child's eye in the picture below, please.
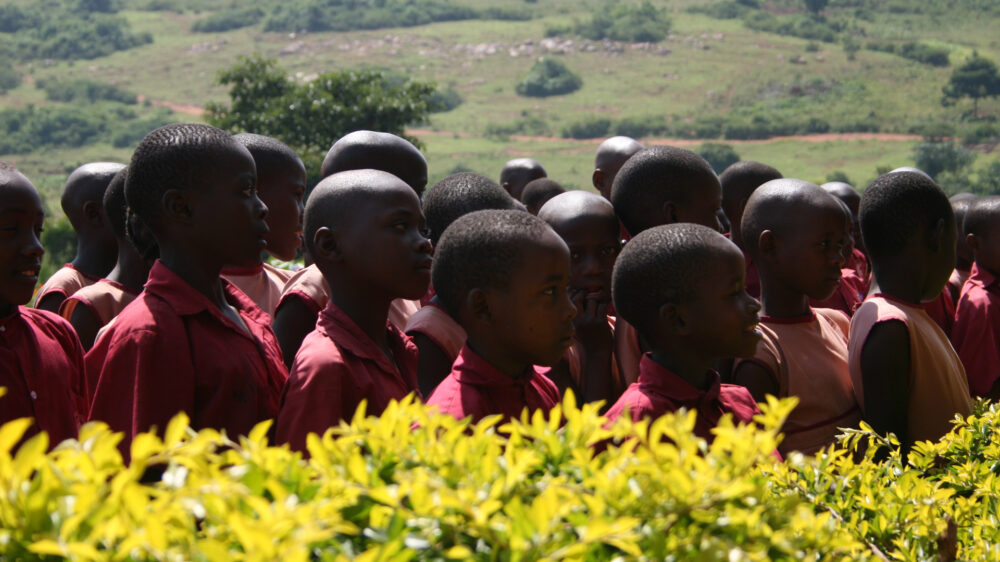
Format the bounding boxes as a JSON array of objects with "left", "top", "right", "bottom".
[
  {"left": 601, "top": 245, "right": 619, "bottom": 257},
  {"left": 418, "top": 226, "right": 431, "bottom": 238},
  {"left": 570, "top": 252, "right": 581, "bottom": 262},
  {"left": 541, "top": 286, "right": 556, "bottom": 297}
]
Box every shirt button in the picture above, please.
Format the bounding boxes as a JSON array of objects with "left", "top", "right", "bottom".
[
  {"left": 0, "top": 325, "right": 5, "bottom": 332},
  {"left": 30, "top": 391, "right": 37, "bottom": 400}
]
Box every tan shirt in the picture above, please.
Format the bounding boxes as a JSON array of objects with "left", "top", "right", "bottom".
[
  {"left": 35, "top": 264, "right": 100, "bottom": 306},
  {"left": 848, "top": 294, "right": 973, "bottom": 443},
  {"left": 59, "top": 279, "right": 138, "bottom": 328},
  {"left": 222, "top": 264, "right": 295, "bottom": 317}
]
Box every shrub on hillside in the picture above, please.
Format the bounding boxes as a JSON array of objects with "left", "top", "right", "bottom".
[
  {"left": 743, "top": 11, "right": 838, "bottom": 42},
  {"left": 913, "top": 140, "right": 977, "bottom": 179},
  {"left": 7, "top": 7, "right": 152, "bottom": 61},
  {"left": 263, "top": 0, "right": 482, "bottom": 33},
  {"left": 575, "top": 1, "right": 671, "bottom": 43},
  {"left": 515, "top": 57, "right": 582, "bottom": 98},
  {"left": 697, "top": 142, "right": 740, "bottom": 174},
  {"left": 612, "top": 115, "right": 670, "bottom": 138},
  {"left": 484, "top": 113, "right": 551, "bottom": 138},
  {"left": 0, "top": 61, "right": 20, "bottom": 93},
  {"left": 36, "top": 79, "right": 137, "bottom": 105},
  {"left": 561, "top": 117, "right": 611, "bottom": 139},
  {"left": 191, "top": 7, "right": 264, "bottom": 33}
]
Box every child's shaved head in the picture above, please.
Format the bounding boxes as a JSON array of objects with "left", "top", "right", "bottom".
[
  {"left": 102, "top": 168, "right": 129, "bottom": 240},
  {"left": 719, "top": 161, "right": 782, "bottom": 249},
  {"left": 126, "top": 123, "right": 249, "bottom": 228},
  {"left": 538, "top": 190, "right": 615, "bottom": 225},
  {"left": 613, "top": 223, "right": 737, "bottom": 337},
  {"left": 303, "top": 169, "right": 412, "bottom": 256},
  {"left": 610, "top": 146, "right": 722, "bottom": 236},
  {"left": 741, "top": 179, "right": 843, "bottom": 261},
  {"left": 320, "top": 130, "right": 427, "bottom": 195},
  {"left": 593, "top": 136, "right": 643, "bottom": 199},
  {"left": 61, "top": 162, "right": 125, "bottom": 229},
  {"left": 432, "top": 209, "right": 554, "bottom": 318},
  {"left": 520, "top": 178, "right": 566, "bottom": 215},
  {"left": 821, "top": 181, "right": 859, "bottom": 213},
  {"left": 233, "top": 133, "right": 303, "bottom": 174},
  {"left": 860, "top": 171, "right": 954, "bottom": 261},
  {"left": 963, "top": 196, "right": 1000, "bottom": 239},
  {"left": 500, "top": 158, "right": 546, "bottom": 200},
  {"left": 422, "top": 172, "right": 517, "bottom": 245}
]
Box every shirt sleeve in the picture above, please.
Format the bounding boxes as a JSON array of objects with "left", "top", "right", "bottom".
[{"left": 951, "top": 294, "right": 1000, "bottom": 396}]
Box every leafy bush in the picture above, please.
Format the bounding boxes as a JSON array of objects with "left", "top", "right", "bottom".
[
  {"left": 913, "top": 140, "right": 977, "bottom": 179},
  {"left": 261, "top": 0, "right": 506, "bottom": 33},
  {"left": 515, "top": 57, "right": 582, "bottom": 98},
  {"left": 427, "top": 85, "right": 463, "bottom": 113},
  {"left": 963, "top": 123, "right": 999, "bottom": 145},
  {"left": 575, "top": 1, "right": 671, "bottom": 43},
  {"left": 0, "top": 60, "right": 20, "bottom": 93},
  {"left": 2, "top": 3, "right": 152, "bottom": 61},
  {"left": 36, "top": 79, "right": 137, "bottom": 104},
  {"left": 897, "top": 42, "right": 950, "bottom": 66},
  {"left": 687, "top": 1, "right": 751, "bottom": 20},
  {"left": 612, "top": 115, "right": 669, "bottom": 138},
  {"left": 4, "top": 394, "right": 1000, "bottom": 559},
  {"left": 0, "top": 104, "right": 174, "bottom": 154},
  {"left": 561, "top": 117, "right": 611, "bottom": 139},
  {"left": 190, "top": 6, "right": 264, "bottom": 33},
  {"left": 483, "top": 113, "right": 551, "bottom": 138},
  {"left": 743, "top": 11, "right": 838, "bottom": 42},
  {"left": 697, "top": 142, "right": 740, "bottom": 174}
]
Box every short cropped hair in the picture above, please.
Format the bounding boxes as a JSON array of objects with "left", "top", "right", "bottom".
[
  {"left": 963, "top": 196, "right": 1000, "bottom": 237},
  {"left": 720, "top": 161, "right": 782, "bottom": 209},
  {"left": 233, "top": 133, "right": 302, "bottom": 177},
  {"left": 610, "top": 146, "right": 718, "bottom": 236},
  {"left": 422, "top": 172, "right": 517, "bottom": 245},
  {"left": 102, "top": 167, "right": 129, "bottom": 239},
  {"left": 520, "top": 178, "right": 566, "bottom": 213},
  {"left": 613, "top": 223, "right": 732, "bottom": 337},
  {"left": 320, "top": 131, "right": 427, "bottom": 193},
  {"left": 433, "top": 209, "right": 552, "bottom": 318},
  {"left": 126, "top": 123, "right": 245, "bottom": 226},
  {"left": 860, "top": 171, "right": 954, "bottom": 261}
]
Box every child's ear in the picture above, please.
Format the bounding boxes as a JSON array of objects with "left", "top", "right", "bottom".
[
  {"left": 659, "top": 301, "right": 690, "bottom": 336},
  {"left": 967, "top": 232, "right": 980, "bottom": 255},
  {"left": 162, "top": 189, "right": 193, "bottom": 223},
  {"left": 82, "top": 200, "right": 105, "bottom": 227},
  {"left": 758, "top": 230, "right": 777, "bottom": 258},
  {"left": 661, "top": 201, "right": 679, "bottom": 224},
  {"left": 592, "top": 169, "right": 603, "bottom": 190},
  {"left": 467, "top": 288, "right": 491, "bottom": 322},
  {"left": 312, "top": 226, "right": 342, "bottom": 263}
]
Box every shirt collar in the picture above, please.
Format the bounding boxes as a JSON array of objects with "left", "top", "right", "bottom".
[
  {"left": 316, "top": 301, "right": 413, "bottom": 374},
  {"left": 221, "top": 264, "right": 265, "bottom": 277},
  {"left": 143, "top": 260, "right": 269, "bottom": 326},
  {"left": 452, "top": 344, "right": 538, "bottom": 387},
  {"left": 637, "top": 354, "right": 721, "bottom": 407}
]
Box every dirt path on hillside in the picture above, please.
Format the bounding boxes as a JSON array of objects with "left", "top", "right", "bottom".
[{"left": 140, "top": 96, "right": 206, "bottom": 116}]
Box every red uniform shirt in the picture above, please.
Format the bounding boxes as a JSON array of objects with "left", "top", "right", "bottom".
[
  {"left": 0, "top": 307, "right": 87, "bottom": 446},
  {"left": 275, "top": 302, "right": 420, "bottom": 452},
  {"left": 86, "top": 261, "right": 288, "bottom": 450},
  {"left": 951, "top": 264, "right": 1000, "bottom": 397},
  {"left": 925, "top": 288, "right": 956, "bottom": 337},
  {"left": 426, "top": 345, "right": 561, "bottom": 423},
  {"left": 605, "top": 354, "right": 761, "bottom": 442}
]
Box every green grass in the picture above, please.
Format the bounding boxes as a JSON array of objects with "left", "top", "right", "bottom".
[{"left": 2, "top": 0, "right": 1000, "bottom": 217}]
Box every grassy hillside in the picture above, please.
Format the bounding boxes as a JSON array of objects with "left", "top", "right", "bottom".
[{"left": 2, "top": 0, "right": 999, "bottom": 218}]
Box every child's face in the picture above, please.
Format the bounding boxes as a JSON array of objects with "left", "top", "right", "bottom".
[
  {"left": 258, "top": 160, "right": 306, "bottom": 261},
  {"left": 675, "top": 181, "right": 723, "bottom": 232},
  {"left": 0, "top": 176, "right": 44, "bottom": 310},
  {"left": 971, "top": 219, "right": 1000, "bottom": 277},
  {"left": 486, "top": 230, "right": 577, "bottom": 368},
  {"left": 772, "top": 206, "right": 850, "bottom": 301},
  {"left": 340, "top": 185, "right": 432, "bottom": 301},
  {"left": 680, "top": 246, "right": 762, "bottom": 359},
  {"left": 550, "top": 213, "right": 620, "bottom": 305},
  {"left": 193, "top": 147, "right": 268, "bottom": 268}
]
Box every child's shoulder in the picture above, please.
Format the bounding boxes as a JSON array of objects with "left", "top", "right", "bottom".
[
  {"left": 278, "top": 264, "right": 329, "bottom": 312},
  {"left": 20, "top": 306, "right": 77, "bottom": 341},
  {"left": 813, "top": 307, "right": 850, "bottom": 337}
]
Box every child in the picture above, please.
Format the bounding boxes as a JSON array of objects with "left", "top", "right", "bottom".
[
  {"left": 947, "top": 196, "right": 975, "bottom": 303},
  {"left": 733, "top": 179, "right": 861, "bottom": 455},
  {"left": 35, "top": 162, "right": 123, "bottom": 313},
  {"left": 321, "top": 130, "right": 428, "bottom": 196},
  {"left": 848, "top": 171, "right": 972, "bottom": 454},
  {"left": 273, "top": 131, "right": 427, "bottom": 367},
  {"left": 500, "top": 158, "right": 547, "bottom": 201},
  {"left": 609, "top": 145, "right": 726, "bottom": 385},
  {"left": 604, "top": 223, "right": 763, "bottom": 442},
  {"left": 538, "top": 191, "right": 624, "bottom": 404},
  {"left": 0, "top": 162, "right": 88, "bottom": 447},
  {"left": 276, "top": 170, "right": 431, "bottom": 451},
  {"left": 592, "top": 136, "right": 643, "bottom": 201},
  {"left": 59, "top": 168, "right": 151, "bottom": 351},
  {"left": 426, "top": 210, "right": 574, "bottom": 422},
  {"left": 220, "top": 134, "right": 307, "bottom": 316},
  {"left": 951, "top": 196, "right": 1000, "bottom": 399},
  {"left": 521, "top": 178, "right": 566, "bottom": 215},
  {"left": 405, "top": 172, "right": 517, "bottom": 396},
  {"left": 610, "top": 146, "right": 724, "bottom": 238},
  {"left": 86, "top": 124, "right": 288, "bottom": 451},
  {"left": 808, "top": 199, "right": 868, "bottom": 318},
  {"left": 719, "top": 161, "right": 783, "bottom": 299},
  {"left": 822, "top": 181, "right": 866, "bottom": 261}
]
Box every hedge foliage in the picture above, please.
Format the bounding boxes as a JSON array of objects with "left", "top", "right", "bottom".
[{"left": 2, "top": 392, "right": 999, "bottom": 560}]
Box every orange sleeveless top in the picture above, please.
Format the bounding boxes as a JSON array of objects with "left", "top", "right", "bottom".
[
  {"left": 222, "top": 263, "right": 295, "bottom": 317},
  {"left": 35, "top": 264, "right": 101, "bottom": 305},
  {"left": 848, "top": 294, "right": 972, "bottom": 443},
  {"left": 739, "top": 308, "right": 861, "bottom": 455},
  {"left": 278, "top": 264, "right": 421, "bottom": 330},
  {"left": 59, "top": 279, "right": 138, "bottom": 327}
]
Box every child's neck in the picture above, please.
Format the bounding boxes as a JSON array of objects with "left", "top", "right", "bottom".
[
  {"left": 158, "top": 248, "right": 228, "bottom": 309},
  {"left": 329, "top": 292, "right": 393, "bottom": 357},
  {"left": 0, "top": 301, "right": 16, "bottom": 319},
  {"left": 106, "top": 246, "right": 150, "bottom": 293},
  {"left": 759, "top": 278, "right": 811, "bottom": 317},
  {"left": 872, "top": 261, "right": 930, "bottom": 304},
  {"left": 71, "top": 238, "right": 116, "bottom": 278},
  {"left": 649, "top": 348, "right": 715, "bottom": 391},
  {"left": 466, "top": 337, "right": 534, "bottom": 380}
]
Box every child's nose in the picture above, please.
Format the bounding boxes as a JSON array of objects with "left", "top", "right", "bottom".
[
  {"left": 24, "top": 232, "right": 43, "bottom": 257},
  {"left": 564, "top": 292, "right": 578, "bottom": 321}
]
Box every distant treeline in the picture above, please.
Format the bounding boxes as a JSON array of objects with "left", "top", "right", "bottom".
[{"left": 0, "top": 1, "right": 151, "bottom": 61}]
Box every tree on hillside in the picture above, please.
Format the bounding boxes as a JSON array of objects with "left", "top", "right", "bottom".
[
  {"left": 941, "top": 53, "right": 1000, "bottom": 118},
  {"left": 912, "top": 141, "right": 976, "bottom": 180},
  {"left": 206, "top": 55, "right": 439, "bottom": 179},
  {"left": 803, "top": 0, "right": 829, "bottom": 16}
]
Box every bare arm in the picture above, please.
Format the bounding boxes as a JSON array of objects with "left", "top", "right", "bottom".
[
  {"left": 68, "top": 304, "right": 102, "bottom": 351},
  {"left": 272, "top": 296, "right": 318, "bottom": 369},
  {"left": 732, "top": 361, "right": 779, "bottom": 403},
  {"left": 411, "top": 332, "right": 456, "bottom": 398},
  {"left": 860, "top": 320, "right": 911, "bottom": 456}
]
